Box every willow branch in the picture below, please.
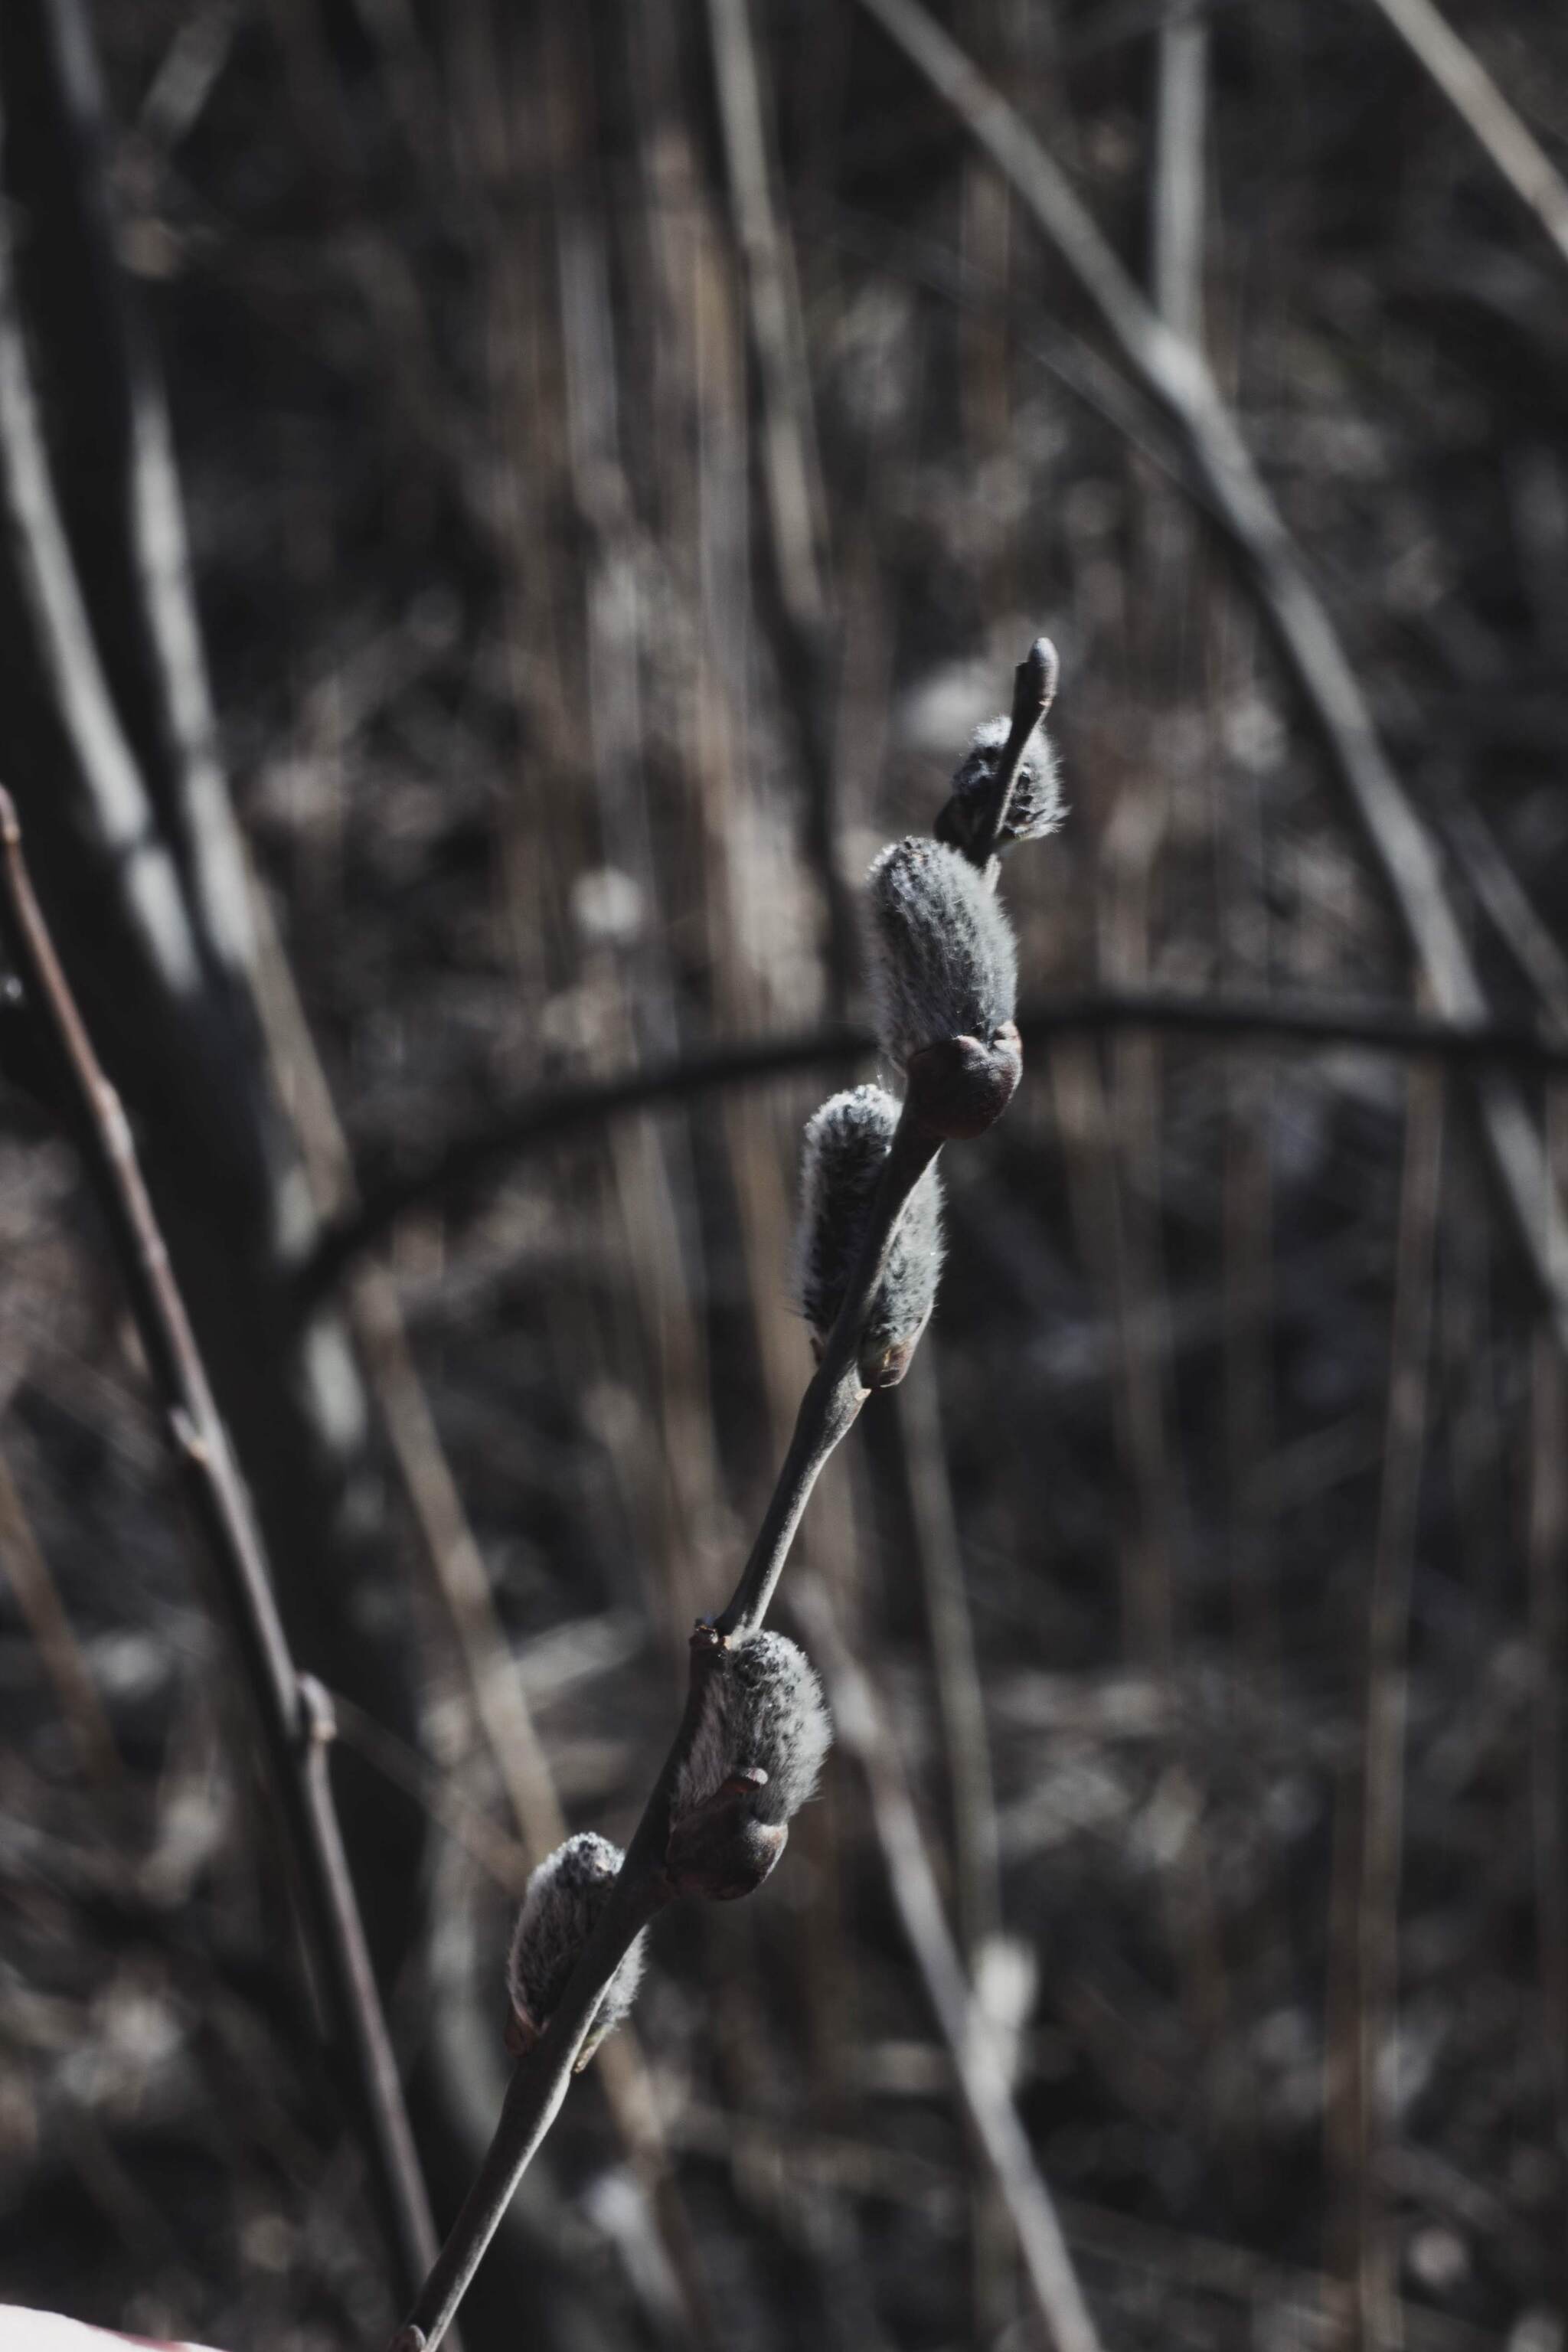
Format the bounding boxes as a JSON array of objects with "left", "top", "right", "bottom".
[
  {"left": 0, "top": 788, "right": 443, "bottom": 2320},
  {"left": 387, "top": 631, "right": 1070, "bottom": 2350},
  {"left": 387, "top": 1108, "right": 946, "bottom": 2352}
]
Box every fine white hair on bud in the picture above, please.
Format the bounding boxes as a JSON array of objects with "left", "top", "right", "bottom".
[
  {"left": 937, "top": 714, "right": 1063, "bottom": 858},
  {"left": 795, "top": 1084, "right": 943, "bottom": 1387},
  {"left": 665, "top": 1631, "right": 834, "bottom": 1900},
  {"left": 506, "top": 1832, "right": 645, "bottom": 2056},
  {"left": 864, "top": 836, "right": 1018, "bottom": 1073}
]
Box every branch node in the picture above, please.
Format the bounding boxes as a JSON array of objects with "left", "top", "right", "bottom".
[
  {"left": 296, "top": 1673, "right": 338, "bottom": 1748},
  {"left": 167, "top": 1406, "right": 207, "bottom": 1466}
]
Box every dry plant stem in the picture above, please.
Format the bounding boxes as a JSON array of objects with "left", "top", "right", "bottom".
[
  {"left": 797, "top": 1584, "right": 1102, "bottom": 2352},
  {"left": 1363, "top": 0, "right": 1568, "bottom": 276},
  {"left": 302, "top": 991, "right": 1568, "bottom": 1302},
  {"left": 854, "top": 0, "right": 1568, "bottom": 1366},
  {"left": 0, "top": 1446, "right": 123, "bottom": 1785},
  {"left": 0, "top": 788, "right": 443, "bottom": 2320},
  {"left": 704, "top": 0, "right": 852, "bottom": 1006},
  {"left": 895, "top": 1350, "right": 1000, "bottom": 1955},
  {"left": 390, "top": 1109, "right": 946, "bottom": 2351},
  {"left": 1530, "top": 1092, "right": 1568, "bottom": 2316},
  {"left": 1341, "top": 1063, "right": 1445, "bottom": 2350}
]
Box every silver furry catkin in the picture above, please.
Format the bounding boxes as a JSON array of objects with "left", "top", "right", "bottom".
[
  {"left": 796, "top": 1084, "right": 943, "bottom": 1387},
  {"left": 937, "top": 714, "right": 1063, "bottom": 858},
  {"left": 864, "top": 837, "right": 1022, "bottom": 1138},
  {"left": 506, "top": 1832, "right": 646, "bottom": 2066},
  {"left": 865, "top": 837, "right": 1018, "bottom": 1068},
  {"left": 665, "top": 1631, "right": 832, "bottom": 1900}
]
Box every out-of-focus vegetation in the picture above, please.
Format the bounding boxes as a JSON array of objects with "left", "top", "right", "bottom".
[{"left": 2, "top": 3, "right": 1566, "bottom": 2349}]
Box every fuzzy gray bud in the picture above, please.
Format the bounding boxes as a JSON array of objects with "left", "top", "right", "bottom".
[
  {"left": 666, "top": 1630, "right": 833, "bottom": 1900},
  {"left": 937, "top": 715, "right": 1062, "bottom": 858},
  {"left": 864, "top": 838, "right": 1022, "bottom": 1137},
  {"left": 796, "top": 1085, "right": 943, "bottom": 1387},
  {"left": 506, "top": 1832, "right": 645, "bottom": 2063}
]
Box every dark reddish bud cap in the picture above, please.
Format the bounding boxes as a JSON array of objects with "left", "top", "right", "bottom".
[
  {"left": 665, "top": 1769, "right": 789, "bottom": 1901},
  {"left": 905, "top": 1021, "right": 1023, "bottom": 1140}
]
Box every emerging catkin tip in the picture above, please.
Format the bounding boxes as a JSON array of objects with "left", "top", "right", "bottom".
[{"left": 938, "top": 714, "right": 1063, "bottom": 858}]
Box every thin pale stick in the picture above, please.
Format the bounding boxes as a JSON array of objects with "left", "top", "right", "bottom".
[
  {"left": 1339, "top": 1064, "right": 1445, "bottom": 2347},
  {"left": 1364, "top": 0, "right": 1568, "bottom": 278},
  {"left": 796, "top": 1582, "right": 1102, "bottom": 2352},
  {"left": 853, "top": 0, "right": 1568, "bottom": 1364}
]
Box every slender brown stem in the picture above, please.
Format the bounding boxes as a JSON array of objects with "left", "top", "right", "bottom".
[
  {"left": 387, "top": 1109, "right": 945, "bottom": 2351},
  {"left": 0, "top": 788, "right": 443, "bottom": 2322}
]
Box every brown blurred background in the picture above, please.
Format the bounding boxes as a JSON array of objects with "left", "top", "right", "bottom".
[{"left": 1, "top": 2, "right": 1566, "bottom": 2348}]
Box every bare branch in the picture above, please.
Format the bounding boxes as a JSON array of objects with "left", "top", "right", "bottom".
[
  {"left": 387, "top": 639, "right": 1050, "bottom": 2352},
  {"left": 387, "top": 1103, "right": 946, "bottom": 2351},
  {"left": 1364, "top": 0, "right": 1568, "bottom": 280},
  {"left": 0, "top": 789, "right": 443, "bottom": 2320},
  {"left": 297, "top": 990, "right": 1568, "bottom": 1304}
]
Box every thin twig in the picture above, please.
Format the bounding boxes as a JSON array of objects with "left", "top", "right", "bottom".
[
  {"left": 1441, "top": 796, "right": 1568, "bottom": 1033},
  {"left": 1152, "top": 0, "right": 1208, "bottom": 343},
  {"left": 0, "top": 106, "right": 199, "bottom": 1002},
  {"left": 1363, "top": 0, "right": 1568, "bottom": 279},
  {"left": 1334, "top": 1062, "right": 1446, "bottom": 2351},
  {"left": 705, "top": 0, "right": 854, "bottom": 1006},
  {"left": 1529, "top": 1096, "right": 1568, "bottom": 2318},
  {"left": 795, "top": 1580, "right": 1103, "bottom": 2352},
  {"left": 298, "top": 989, "right": 1568, "bottom": 1303},
  {"left": 852, "top": 0, "right": 1568, "bottom": 1366},
  {"left": 329, "top": 1692, "right": 533, "bottom": 1897},
  {"left": 0, "top": 788, "right": 443, "bottom": 2319},
  {"left": 893, "top": 1348, "right": 1000, "bottom": 1958},
  {"left": 389, "top": 1099, "right": 945, "bottom": 2352},
  {"left": 0, "top": 1445, "right": 123, "bottom": 1786}
]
